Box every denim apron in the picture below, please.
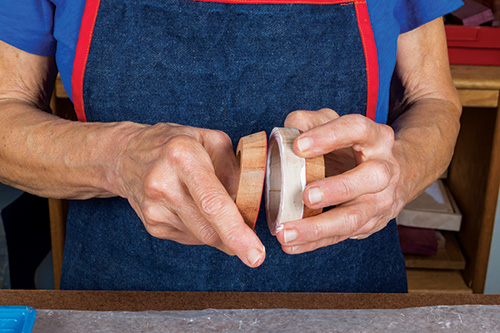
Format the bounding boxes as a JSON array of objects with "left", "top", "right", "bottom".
[{"left": 62, "top": 0, "right": 408, "bottom": 292}]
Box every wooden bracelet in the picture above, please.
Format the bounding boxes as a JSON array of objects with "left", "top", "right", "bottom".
[
  {"left": 265, "top": 128, "right": 325, "bottom": 235},
  {"left": 234, "top": 131, "right": 267, "bottom": 230}
]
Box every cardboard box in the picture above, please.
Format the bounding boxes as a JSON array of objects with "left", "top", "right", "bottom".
[{"left": 396, "top": 180, "right": 462, "bottom": 231}]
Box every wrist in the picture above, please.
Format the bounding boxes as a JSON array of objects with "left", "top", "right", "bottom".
[{"left": 95, "top": 121, "right": 149, "bottom": 198}]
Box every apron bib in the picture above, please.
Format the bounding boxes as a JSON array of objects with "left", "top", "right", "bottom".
[{"left": 62, "top": 0, "right": 407, "bottom": 292}]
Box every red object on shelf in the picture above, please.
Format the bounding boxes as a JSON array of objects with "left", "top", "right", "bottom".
[
  {"left": 397, "top": 225, "right": 438, "bottom": 256},
  {"left": 445, "top": 25, "right": 500, "bottom": 66},
  {"left": 448, "top": 0, "right": 494, "bottom": 26}
]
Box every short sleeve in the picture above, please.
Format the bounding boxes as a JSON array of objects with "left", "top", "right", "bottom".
[
  {"left": 395, "top": 0, "right": 464, "bottom": 34},
  {"left": 0, "top": 0, "right": 56, "bottom": 56}
]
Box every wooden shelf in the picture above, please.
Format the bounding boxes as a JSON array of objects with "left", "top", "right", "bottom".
[
  {"left": 407, "top": 269, "right": 472, "bottom": 294},
  {"left": 404, "top": 231, "right": 466, "bottom": 270}
]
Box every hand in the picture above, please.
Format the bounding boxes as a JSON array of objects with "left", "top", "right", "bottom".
[
  {"left": 114, "top": 122, "right": 266, "bottom": 267},
  {"left": 276, "top": 108, "right": 406, "bottom": 254}
]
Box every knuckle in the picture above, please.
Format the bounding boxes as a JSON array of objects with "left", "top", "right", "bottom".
[
  {"left": 316, "top": 237, "right": 336, "bottom": 250},
  {"left": 164, "top": 135, "right": 197, "bottom": 167},
  {"left": 310, "top": 222, "right": 328, "bottom": 240},
  {"left": 343, "top": 208, "right": 366, "bottom": 234},
  {"left": 285, "top": 110, "right": 309, "bottom": 128},
  {"left": 198, "top": 225, "right": 219, "bottom": 246},
  {"left": 141, "top": 202, "right": 161, "bottom": 222},
  {"left": 392, "top": 160, "right": 402, "bottom": 181},
  {"left": 145, "top": 217, "right": 180, "bottom": 239},
  {"left": 364, "top": 218, "right": 383, "bottom": 234},
  {"left": 142, "top": 173, "right": 182, "bottom": 203},
  {"left": 218, "top": 224, "right": 243, "bottom": 247},
  {"left": 383, "top": 193, "right": 395, "bottom": 209},
  {"left": 318, "top": 108, "right": 334, "bottom": 113},
  {"left": 199, "top": 189, "right": 226, "bottom": 218},
  {"left": 349, "top": 114, "right": 370, "bottom": 133},
  {"left": 377, "top": 194, "right": 394, "bottom": 214},
  {"left": 372, "top": 160, "right": 392, "bottom": 189},
  {"left": 145, "top": 224, "right": 166, "bottom": 239},
  {"left": 289, "top": 110, "right": 308, "bottom": 121},
  {"left": 310, "top": 224, "right": 323, "bottom": 240},
  {"left": 338, "top": 177, "right": 356, "bottom": 198},
  {"left": 142, "top": 173, "right": 164, "bottom": 197},
  {"left": 380, "top": 124, "right": 395, "bottom": 145},
  {"left": 209, "top": 130, "right": 232, "bottom": 147}
]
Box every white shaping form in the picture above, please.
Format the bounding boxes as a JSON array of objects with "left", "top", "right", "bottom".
[{"left": 266, "top": 127, "right": 307, "bottom": 235}]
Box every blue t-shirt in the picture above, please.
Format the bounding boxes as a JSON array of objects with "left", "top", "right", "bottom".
[{"left": 0, "top": 0, "right": 462, "bottom": 124}]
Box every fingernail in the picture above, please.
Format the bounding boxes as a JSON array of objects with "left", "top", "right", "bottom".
[
  {"left": 246, "top": 247, "right": 265, "bottom": 266},
  {"left": 308, "top": 187, "right": 323, "bottom": 204},
  {"left": 297, "top": 137, "right": 312, "bottom": 152},
  {"left": 283, "top": 229, "right": 298, "bottom": 243}
]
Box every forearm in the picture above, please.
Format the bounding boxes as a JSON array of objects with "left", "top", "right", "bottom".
[
  {"left": 391, "top": 98, "right": 461, "bottom": 204},
  {"left": 0, "top": 99, "right": 144, "bottom": 199}
]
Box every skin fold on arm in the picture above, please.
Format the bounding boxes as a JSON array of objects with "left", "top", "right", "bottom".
[
  {"left": 0, "top": 40, "right": 265, "bottom": 267},
  {"left": 276, "top": 17, "right": 462, "bottom": 254}
]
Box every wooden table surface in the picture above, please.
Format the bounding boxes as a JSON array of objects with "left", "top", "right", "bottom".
[{"left": 1, "top": 290, "right": 500, "bottom": 311}]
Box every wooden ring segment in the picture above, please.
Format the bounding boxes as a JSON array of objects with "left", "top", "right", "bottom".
[
  {"left": 265, "top": 127, "right": 325, "bottom": 235},
  {"left": 235, "top": 131, "right": 267, "bottom": 230}
]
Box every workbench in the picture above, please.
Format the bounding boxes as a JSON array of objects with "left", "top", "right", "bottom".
[{"left": 2, "top": 290, "right": 500, "bottom": 331}]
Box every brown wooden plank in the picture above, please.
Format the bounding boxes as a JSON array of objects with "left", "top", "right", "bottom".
[
  {"left": 451, "top": 65, "right": 500, "bottom": 90},
  {"left": 407, "top": 269, "right": 472, "bottom": 294},
  {"left": 404, "top": 231, "right": 466, "bottom": 270},
  {"left": 2, "top": 290, "right": 499, "bottom": 311},
  {"left": 449, "top": 65, "right": 500, "bottom": 293},
  {"left": 48, "top": 199, "right": 68, "bottom": 290},
  {"left": 458, "top": 89, "right": 499, "bottom": 108},
  {"left": 448, "top": 106, "right": 500, "bottom": 293},
  {"left": 476, "top": 99, "right": 500, "bottom": 292}
]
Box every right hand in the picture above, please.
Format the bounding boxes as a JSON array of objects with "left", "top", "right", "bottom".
[{"left": 113, "top": 122, "right": 266, "bottom": 267}]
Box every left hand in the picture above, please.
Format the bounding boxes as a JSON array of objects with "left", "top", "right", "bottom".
[{"left": 276, "top": 108, "right": 407, "bottom": 254}]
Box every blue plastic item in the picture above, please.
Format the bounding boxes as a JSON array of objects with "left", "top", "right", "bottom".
[{"left": 0, "top": 306, "right": 36, "bottom": 332}]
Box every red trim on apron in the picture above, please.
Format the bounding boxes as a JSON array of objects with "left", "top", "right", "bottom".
[
  {"left": 354, "top": 2, "right": 379, "bottom": 121},
  {"left": 194, "top": 0, "right": 353, "bottom": 4},
  {"left": 72, "top": 0, "right": 378, "bottom": 122},
  {"left": 72, "top": 0, "right": 101, "bottom": 122}
]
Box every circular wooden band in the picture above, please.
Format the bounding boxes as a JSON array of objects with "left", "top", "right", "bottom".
[
  {"left": 265, "top": 128, "right": 325, "bottom": 235},
  {"left": 235, "top": 131, "right": 267, "bottom": 230},
  {"left": 303, "top": 154, "right": 325, "bottom": 218}
]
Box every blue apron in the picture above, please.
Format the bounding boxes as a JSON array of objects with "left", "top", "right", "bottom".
[{"left": 62, "top": 0, "right": 407, "bottom": 292}]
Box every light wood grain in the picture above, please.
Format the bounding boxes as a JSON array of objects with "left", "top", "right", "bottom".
[
  {"left": 404, "top": 231, "right": 466, "bottom": 270},
  {"left": 451, "top": 65, "right": 500, "bottom": 91},
  {"left": 407, "top": 269, "right": 472, "bottom": 294},
  {"left": 303, "top": 155, "right": 325, "bottom": 218},
  {"left": 235, "top": 131, "right": 267, "bottom": 230},
  {"left": 457, "top": 89, "right": 499, "bottom": 108}
]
